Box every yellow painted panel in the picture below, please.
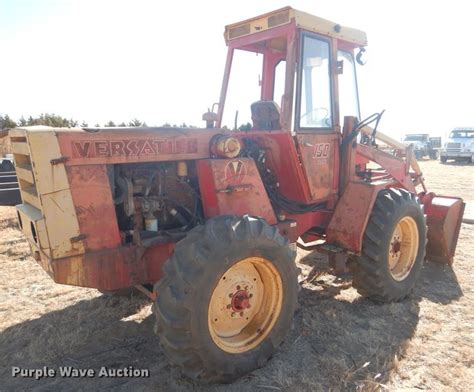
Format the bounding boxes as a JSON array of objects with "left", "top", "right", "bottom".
[
  {"left": 17, "top": 204, "right": 50, "bottom": 250},
  {"left": 11, "top": 142, "right": 30, "bottom": 155},
  {"left": 224, "top": 7, "right": 367, "bottom": 47},
  {"left": 20, "top": 189, "right": 41, "bottom": 210},
  {"left": 36, "top": 219, "right": 50, "bottom": 250},
  {"left": 9, "top": 128, "right": 27, "bottom": 138},
  {"left": 294, "top": 10, "right": 367, "bottom": 46},
  {"left": 41, "top": 189, "right": 84, "bottom": 259},
  {"left": 15, "top": 165, "right": 35, "bottom": 184},
  {"left": 27, "top": 132, "right": 70, "bottom": 195}
]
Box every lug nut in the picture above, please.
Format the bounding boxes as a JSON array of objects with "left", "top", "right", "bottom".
[
  {"left": 229, "top": 293, "right": 233, "bottom": 298},
  {"left": 226, "top": 304, "right": 231, "bottom": 309},
  {"left": 240, "top": 311, "right": 244, "bottom": 317},
  {"left": 236, "top": 285, "right": 241, "bottom": 290},
  {"left": 231, "top": 312, "right": 235, "bottom": 317},
  {"left": 249, "top": 293, "right": 253, "bottom": 298}
]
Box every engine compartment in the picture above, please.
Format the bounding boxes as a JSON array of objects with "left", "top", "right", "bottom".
[{"left": 109, "top": 161, "right": 203, "bottom": 244}]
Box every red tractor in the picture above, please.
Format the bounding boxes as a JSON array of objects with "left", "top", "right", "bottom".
[{"left": 10, "top": 7, "right": 464, "bottom": 382}]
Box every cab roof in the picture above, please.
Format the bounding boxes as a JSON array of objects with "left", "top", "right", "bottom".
[{"left": 224, "top": 6, "right": 367, "bottom": 47}]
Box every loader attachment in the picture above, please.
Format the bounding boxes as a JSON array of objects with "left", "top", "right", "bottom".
[{"left": 421, "top": 193, "right": 465, "bottom": 265}]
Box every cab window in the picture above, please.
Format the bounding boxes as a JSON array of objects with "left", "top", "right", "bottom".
[
  {"left": 337, "top": 50, "right": 360, "bottom": 123},
  {"left": 298, "top": 35, "right": 332, "bottom": 129}
]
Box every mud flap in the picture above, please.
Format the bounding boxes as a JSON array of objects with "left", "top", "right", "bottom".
[{"left": 421, "top": 193, "right": 465, "bottom": 265}]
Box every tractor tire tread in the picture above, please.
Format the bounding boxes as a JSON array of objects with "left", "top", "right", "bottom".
[
  {"left": 153, "top": 215, "right": 298, "bottom": 383},
  {"left": 352, "top": 188, "right": 427, "bottom": 302}
]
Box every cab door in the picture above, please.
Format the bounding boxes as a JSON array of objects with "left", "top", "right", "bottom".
[{"left": 295, "top": 32, "right": 339, "bottom": 202}]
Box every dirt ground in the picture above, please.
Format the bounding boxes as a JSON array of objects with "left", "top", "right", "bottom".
[{"left": 0, "top": 160, "right": 472, "bottom": 391}]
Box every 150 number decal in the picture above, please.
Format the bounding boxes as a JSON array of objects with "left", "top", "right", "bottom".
[{"left": 313, "top": 143, "right": 330, "bottom": 161}]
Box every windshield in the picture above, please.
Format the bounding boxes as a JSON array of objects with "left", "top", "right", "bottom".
[
  {"left": 449, "top": 130, "right": 474, "bottom": 138},
  {"left": 222, "top": 49, "right": 262, "bottom": 129},
  {"left": 337, "top": 50, "right": 360, "bottom": 123},
  {"left": 404, "top": 135, "right": 425, "bottom": 141}
]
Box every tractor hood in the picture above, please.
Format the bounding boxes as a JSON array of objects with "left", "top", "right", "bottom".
[{"left": 15, "top": 126, "right": 224, "bottom": 165}]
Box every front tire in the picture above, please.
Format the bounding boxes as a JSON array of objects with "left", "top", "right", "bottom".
[
  {"left": 351, "top": 189, "right": 426, "bottom": 302},
  {"left": 153, "top": 215, "right": 298, "bottom": 382}
]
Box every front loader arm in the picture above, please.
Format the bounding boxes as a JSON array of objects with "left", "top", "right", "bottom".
[{"left": 328, "top": 116, "right": 464, "bottom": 264}]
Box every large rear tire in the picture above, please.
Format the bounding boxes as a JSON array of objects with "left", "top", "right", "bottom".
[
  {"left": 153, "top": 215, "right": 298, "bottom": 382},
  {"left": 351, "top": 188, "right": 426, "bottom": 302}
]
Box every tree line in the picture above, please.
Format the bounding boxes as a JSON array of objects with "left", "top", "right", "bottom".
[
  {"left": 0, "top": 113, "right": 203, "bottom": 130},
  {"left": 0, "top": 113, "right": 252, "bottom": 131}
]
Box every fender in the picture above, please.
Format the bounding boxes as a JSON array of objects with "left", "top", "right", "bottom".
[{"left": 326, "top": 181, "right": 386, "bottom": 254}]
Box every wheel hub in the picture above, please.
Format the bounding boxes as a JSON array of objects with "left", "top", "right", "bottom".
[
  {"left": 208, "top": 256, "right": 283, "bottom": 353},
  {"left": 388, "top": 216, "right": 419, "bottom": 281},
  {"left": 231, "top": 290, "right": 251, "bottom": 311}
]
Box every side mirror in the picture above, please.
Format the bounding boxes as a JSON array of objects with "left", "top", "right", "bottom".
[{"left": 356, "top": 47, "right": 367, "bottom": 65}]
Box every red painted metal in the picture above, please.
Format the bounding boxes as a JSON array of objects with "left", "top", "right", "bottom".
[
  {"left": 261, "top": 50, "right": 285, "bottom": 101},
  {"left": 57, "top": 128, "right": 222, "bottom": 166},
  {"left": 196, "top": 158, "right": 277, "bottom": 225},
  {"left": 67, "top": 164, "right": 121, "bottom": 251},
  {"left": 356, "top": 143, "right": 416, "bottom": 193},
  {"left": 420, "top": 192, "right": 465, "bottom": 265},
  {"left": 326, "top": 181, "right": 383, "bottom": 253},
  {"left": 295, "top": 132, "right": 340, "bottom": 201},
  {"left": 287, "top": 209, "right": 333, "bottom": 236},
  {"left": 236, "top": 131, "right": 313, "bottom": 203},
  {"left": 43, "top": 242, "right": 173, "bottom": 290}
]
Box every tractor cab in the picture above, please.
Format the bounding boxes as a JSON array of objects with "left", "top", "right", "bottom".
[
  {"left": 209, "top": 7, "right": 369, "bottom": 209},
  {"left": 216, "top": 7, "right": 365, "bottom": 133}
]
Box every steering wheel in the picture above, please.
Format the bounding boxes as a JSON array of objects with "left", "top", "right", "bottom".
[{"left": 300, "top": 107, "right": 330, "bottom": 126}]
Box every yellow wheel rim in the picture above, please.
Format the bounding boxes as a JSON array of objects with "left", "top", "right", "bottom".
[
  {"left": 388, "top": 216, "right": 419, "bottom": 281},
  {"left": 208, "top": 257, "right": 283, "bottom": 354}
]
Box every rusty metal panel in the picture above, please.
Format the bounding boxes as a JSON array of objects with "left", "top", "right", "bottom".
[
  {"left": 197, "top": 158, "right": 277, "bottom": 224},
  {"left": 296, "top": 133, "right": 339, "bottom": 201},
  {"left": 67, "top": 165, "right": 122, "bottom": 251},
  {"left": 45, "top": 242, "right": 173, "bottom": 290},
  {"left": 326, "top": 181, "right": 382, "bottom": 253},
  {"left": 50, "top": 248, "right": 135, "bottom": 289},
  {"left": 56, "top": 128, "right": 221, "bottom": 166},
  {"left": 424, "top": 195, "right": 465, "bottom": 265}
]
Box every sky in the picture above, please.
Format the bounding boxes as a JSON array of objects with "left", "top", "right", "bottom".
[{"left": 1, "top": 0, "right": 473, "bottom": 138}]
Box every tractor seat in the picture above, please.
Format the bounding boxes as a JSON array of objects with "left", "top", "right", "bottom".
[{"left": 251, "top": 100, "right": 281, "bottom": 131}]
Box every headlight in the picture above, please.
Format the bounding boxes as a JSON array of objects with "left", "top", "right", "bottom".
[{"left": 210, "top": 134, "right": 242, "bottom": 158}]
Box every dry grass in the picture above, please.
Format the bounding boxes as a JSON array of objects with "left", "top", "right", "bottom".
[{"left": 0, "top": 160, "right": 473, "bottom": 391}]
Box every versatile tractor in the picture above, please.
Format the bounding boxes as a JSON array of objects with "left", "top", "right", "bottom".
[{"left": 9, "top": 7, "right": 464, "bottom": 382}]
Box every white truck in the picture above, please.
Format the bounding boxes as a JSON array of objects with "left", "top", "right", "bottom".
[
  {"left": 440, "top": 127, "right": 474, "bottom": 163},
  {"left": 402, "top": 133, "right": 441, "bottom": 160}
]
